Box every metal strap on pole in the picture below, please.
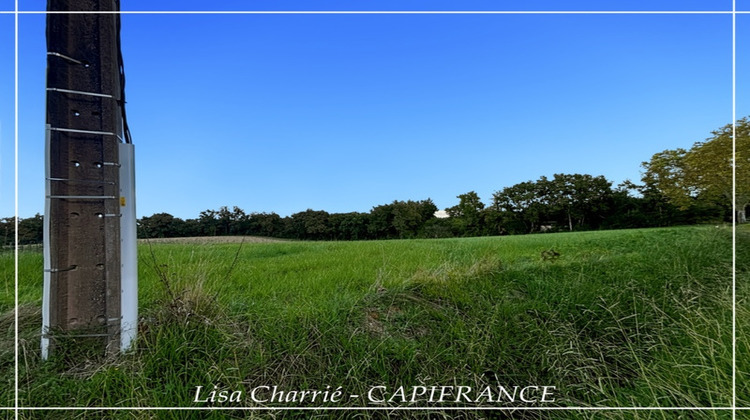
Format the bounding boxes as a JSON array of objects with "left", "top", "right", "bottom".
[
  {"left": 44, "top": 265, "right": 77, "bottom": 273},
  {"left": 47, "top": 51, "right": 87, "bottom": 66},
  {"left": 47, "top": 177, "right": 116, "bottom": 185},
  {"left": 46, "top": 87, "right": 114, "bottom": 99},
  {"left": 47, "top": 195, "right": 117, "bottom": 200},
  {"left": 49, "top": 127, "right": 118, "bottom": 137}
]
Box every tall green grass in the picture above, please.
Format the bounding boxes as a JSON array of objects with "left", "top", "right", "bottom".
[{"left": 1, "top": 225, "right": 745, "bottom": 419}]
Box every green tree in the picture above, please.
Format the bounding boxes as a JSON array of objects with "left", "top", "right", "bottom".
[
  {"left": 289, "top": 209, "right": 330, "bottom": 240},
  {"left": 392, "top": 199, "right": 437, "bottom": 239},
  {"left": 643, "top": 117, "right": 748, "bottom": 222},
  {"left": 446, "top": 191, "right": 485, "bottom": 236},
  {"left": 641, "top": 148, "right": 692, "bottom": 207},
  {"left": 249, "top": 212, "right": 283, "bottom": 237},
  {"left": 330, "top": 212, "right": 369, "bottom": 240},
  {"left": 138, "top": 212, "right": 185, "bottom": 238},
  {"left": 492, "top": 180, "right": 548, "bottom": 233},
  {"left": 0, "top": 217, "right": 13, "bottom": 247},
  {"left": 18, "top": 214, "right": 43, "bottom": 244},
  {"left": 420, "top": 217, "right": 454, "bottom": 238},
  {"left": 685, "top": 118, "right": 750, "bottom": 222},
  {"left": 368, "top": 203, "right": 397, "bottom": 239},
  {"left": 368, "top": 199, "right": 436, "bottom": 239},
  {"left": 546, "top": 174, "right": 612, "bottom": 231},
  {"left": 216, "top": 206, "right": 234, "bottom": 236},
  {"left": 198, "top": 209, "right": 220, "bottom": 236}
]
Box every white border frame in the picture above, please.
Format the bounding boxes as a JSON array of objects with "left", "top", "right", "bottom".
[{"left": 5, "top": 2, "right": 745, "bottom": 417}]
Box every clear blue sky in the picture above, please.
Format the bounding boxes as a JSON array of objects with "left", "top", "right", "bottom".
[
  {"left": 2, "top": 1, "right": 748, "bottom": 219},
  {"left": 1, "top": 12, "right": 13, "bottom": 218}
]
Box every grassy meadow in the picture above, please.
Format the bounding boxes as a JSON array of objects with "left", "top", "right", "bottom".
[{"left": 1, "top": 225, "right": 748, "bottom": 419}]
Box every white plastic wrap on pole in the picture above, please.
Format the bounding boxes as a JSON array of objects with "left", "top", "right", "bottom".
[
  {"left": 119, "top": 143, "right": 138, "bottom": 352},
  {"left": 41, "top": 125, "right": 52, "bottom": 360}
]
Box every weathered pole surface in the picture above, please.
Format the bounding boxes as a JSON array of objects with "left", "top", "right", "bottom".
[{"left": 44, "top": 0, "right": 123, "bottom": 356}]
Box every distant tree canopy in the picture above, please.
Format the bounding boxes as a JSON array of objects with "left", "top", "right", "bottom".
[
  {"left": 491, "top": 174, "right": 613, "bottom": 234},
  {"left": 642, "top": 117, "right": 748, "bottom": 222},
  {"left": 5, "top": 118, "right": 743, "bottom": 246},
  {"left": 132, "top": 168, "right": 725, "bottom": 242},
  {"left": 134, "top": 199, "right": 439, "bottom": 241},
  {"left": 0, "top": 214, "right": 44, "bottom": 247},
  {"left": 447, "top": 191, "right": 484, "bottom": 236}
]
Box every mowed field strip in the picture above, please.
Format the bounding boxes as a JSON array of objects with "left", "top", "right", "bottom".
[{"left": 139, "top": 236, "right": 285, "bottom": 244}]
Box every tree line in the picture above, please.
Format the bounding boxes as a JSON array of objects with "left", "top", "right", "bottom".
[
  {"left": 131, "top": 170, "right": 727, "bottom": 242},
  {"left": 3, "top": 117, "right": 745, "bottom": 246}
]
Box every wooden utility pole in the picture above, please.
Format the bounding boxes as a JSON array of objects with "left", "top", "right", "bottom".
[{"left": 43, "top": 0, "right": 124, "bottom": 357}]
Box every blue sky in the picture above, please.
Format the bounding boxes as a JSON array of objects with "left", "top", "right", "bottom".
[
  {"left": 2, "top": 2, "right": 749, "bottom": 219},
  {"left": 1, "top": 13, "right": 12, "bottom": 218}
]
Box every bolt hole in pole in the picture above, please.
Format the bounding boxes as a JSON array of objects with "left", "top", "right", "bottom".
[
  {"left": 95, "top": 213, "right": 103, "bottom": 219},
  {"left": 72, "top": 161, "right": 81, "bottom": 167},
  {"left": 94, "top": 162, "right": 103, "bottom": 168},
  {"left": 73, "top": 110, "right": 80, "bottom": 117}
]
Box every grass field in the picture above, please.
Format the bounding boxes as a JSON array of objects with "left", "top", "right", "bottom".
[{"left": 1, "top": 225, "right": 748, "bottom": 419}]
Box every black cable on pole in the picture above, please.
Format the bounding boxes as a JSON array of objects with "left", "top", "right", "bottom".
[{"left": 114, "top": 1, "right": 132, "bottom": 144}]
